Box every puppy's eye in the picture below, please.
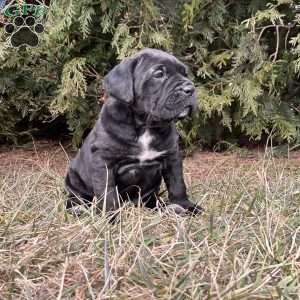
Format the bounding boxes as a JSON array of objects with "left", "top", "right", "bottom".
[{"left": 153, "top": 69, "right": 164, "bottom": 79}]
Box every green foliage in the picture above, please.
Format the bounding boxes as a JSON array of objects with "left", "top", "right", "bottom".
[
  {"left": 177, "top": 0, "right": 300, "bottom": 146},
  {"left": 0, "top": 0, "right": 300, "bottom": 147}
]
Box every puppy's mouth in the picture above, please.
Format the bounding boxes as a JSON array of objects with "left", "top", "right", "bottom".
[
  {"left": 177, "top": 107, "right": 192, "bottom": 120},
  {"left": 150, "top": 106, "right": 193, "bottom": 123}
]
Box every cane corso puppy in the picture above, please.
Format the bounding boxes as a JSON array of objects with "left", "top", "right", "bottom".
[{"left": 65, "top": 48, "right": 202, "bottom": 215}]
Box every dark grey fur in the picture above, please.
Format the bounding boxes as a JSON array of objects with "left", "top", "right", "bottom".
[{"left": 65, "top": 48, "right": 202, "bottom": 215}]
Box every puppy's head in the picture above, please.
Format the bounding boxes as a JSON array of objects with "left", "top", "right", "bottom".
[{"left": 103, "top": 48, "right": 197, "bottom": 121}]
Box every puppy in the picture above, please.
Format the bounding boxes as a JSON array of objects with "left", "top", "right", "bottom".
[{"left": 65, "top": 48, "right": 202, "bottom": 215}]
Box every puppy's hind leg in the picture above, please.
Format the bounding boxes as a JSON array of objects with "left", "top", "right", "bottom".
[
  {"left": 142, "top": 186, "right": 163, "bottom": 209},
  {"left": 65, "top": 192, "right": 93, "bottom": 216}
]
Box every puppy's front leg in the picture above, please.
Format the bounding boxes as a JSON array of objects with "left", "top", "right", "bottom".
[
  {"left": 162, "top": 149, "right": 203, "bottom": 215},
  {"left": 91, "top": 152, "right": 119, "bottom": 212}
]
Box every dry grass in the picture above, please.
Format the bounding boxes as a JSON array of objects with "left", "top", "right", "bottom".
[{"left": 1, "top": 149, "right": 300, "bottom": 299}]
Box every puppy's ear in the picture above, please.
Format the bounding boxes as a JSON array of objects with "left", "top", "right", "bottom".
[{"left": 103, "top": 58, "right": 137, "bottom": 104}]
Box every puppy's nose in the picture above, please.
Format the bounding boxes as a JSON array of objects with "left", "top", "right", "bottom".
[{"left": 181, "top": 84, "right": 195, "bottom": 96}]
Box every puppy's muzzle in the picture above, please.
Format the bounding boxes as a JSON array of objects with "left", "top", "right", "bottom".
[
  {"left": 166, "top": 81, "right": 196, "bottom": 120},
  {"left": 181, "top": 83, "right": 195, "bottom": 97},
  {"left": 166, "top": 82, "right": 195, "bottom": 106}
]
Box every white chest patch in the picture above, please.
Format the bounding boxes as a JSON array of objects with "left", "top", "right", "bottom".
[{"left": 138, "top": 130, "right": 166, "bottom": 162}]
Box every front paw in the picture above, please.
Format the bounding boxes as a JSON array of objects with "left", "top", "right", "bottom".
[
  {"left": 186, "top": 203, "right": 203, "bottom": 215},
  {"left": 168, "top": 200, "right": 203, "bottom": 216},
  {"left": 95, "top": 196, "right": 120, "bottom": 213}
]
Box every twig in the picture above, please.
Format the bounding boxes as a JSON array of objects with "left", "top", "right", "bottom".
[
  {"left": 79, "top": 263, "right": 96, "bottom": 300},
  {"left": 256, "top": 24, "right": 300, "bottom": 30},
  {"left": 270, "top": 25, "right": 280, "bottom": 62},
  {"left": 57, "top": 258, "right": 68, "bottom": 300},
  {"left": 285, "top": 26, "right": 292, "bottom": 50},
  {"left": 104, "top": 237, "right": 112, "bottom": 290},
  {"left": 257, "top": 24, "right": 300, "bottom": 44},
  {"left": 59, "top": 141, "right": 70, "bottom": 164},
  {"left": 258, "top": 25, "right": 273, "bottom": 43}
]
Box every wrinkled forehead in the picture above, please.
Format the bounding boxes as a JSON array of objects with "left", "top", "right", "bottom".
[{"left": 134, "top": 49, "right": 188, "bottom": 74}]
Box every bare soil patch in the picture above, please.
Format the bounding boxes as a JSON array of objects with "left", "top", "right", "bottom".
[{"left": 1, "top": 140, "right": 300, "bottom": 181}]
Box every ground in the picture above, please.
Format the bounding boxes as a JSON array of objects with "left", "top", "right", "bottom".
[
  {"left": 1, "top": 139, "right": 300, "bottom": 180},
  {"left": 0, "top": 140, "right": 300, "bottom": 299}
]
